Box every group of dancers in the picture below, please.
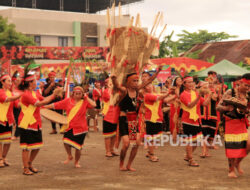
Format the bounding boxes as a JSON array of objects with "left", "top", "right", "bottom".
[{"left": 0, "top": 64, "right": 249, "bottom": 178}]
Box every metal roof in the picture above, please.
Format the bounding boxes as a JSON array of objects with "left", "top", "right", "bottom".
[{"left": 0, "top": 0, "right": 143, "bottom": 13}]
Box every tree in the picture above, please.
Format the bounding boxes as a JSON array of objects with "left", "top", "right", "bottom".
[
  {"left": 156, "top": 29, "right": 237, "bottom": 58},
  {"left": 0, "top": 16, "right": 35, "bottom": 64},
  {"left": 176, "top": 30, "right": 237, "bottom": 52},
  {"left": 154, "top": 31, "right": 179, "bottom": 58}
]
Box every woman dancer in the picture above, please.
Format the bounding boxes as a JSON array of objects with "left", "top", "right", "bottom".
[
  {"left": 217, "top": 74, "right": 250, "bottom": 178},
  {"left": 18, "top": 71, "right": 59, "bottom": 175},
  {"left": 180, "top": 76, "right": 205, "bottom": 167},
  {"left": 102, "top": 78, "right": 120, "bottom": 157},
  {"left": 144, "top": 84, "right": 176, "bottom": 162},
  {"left": 45, "top": 86, "right": 96, "bottom": 168},
  {"left": 0, "top": 74, "right": 21, "bottom": 167},
  {"left": 200, "top": 81, "right": 218, "bottom": 158},
  {"left": 169, "top": 77, "right": 182, "bottom": 141}
]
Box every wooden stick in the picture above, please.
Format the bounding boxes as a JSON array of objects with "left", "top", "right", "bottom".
[
  {"left": 158, "top": 24, "right": 167, "bottom": 39},
  {"left": 112, "top": 2, "right": 115, "bottom": 28},
  {"left": 135, "top": 13, "right": 140, "bottom": 27},
  {"left": 106, "top": 8, "right": 111, "bottom": 28},
  {"left": 150, "top": 12, "right": 160, "bottom": 35},
  {"left": 153, "top": 12, "right": 162, "bottom": 37},
  {"left": 118, "top": 2, "right": 121, "bottom": 27},
  {"left": 128, "top": 16, "right": 134, "bottom": 28}
]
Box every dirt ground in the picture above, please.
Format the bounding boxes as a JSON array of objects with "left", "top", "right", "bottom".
[{"left": 1, "top": 117, "right": 250, "bottom": 190}]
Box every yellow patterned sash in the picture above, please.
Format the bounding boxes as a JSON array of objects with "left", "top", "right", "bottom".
[
  {"left": 144, "top": 94, "right": 160, "bottom": 123},
  {"left": 181, "top": 90, "right": 199, "bottom": 121},
  {"left": 0, "top": 90, "right": 12, "bottom": 123},
  {"left": 102, "top": 101, "right": 109, "bottom": 116},
  {"left": 19, "top": 91, "right": 37, "bottom": 129},
  {"left": 60, "top": 100, "right": 83, "bottom": 132}
]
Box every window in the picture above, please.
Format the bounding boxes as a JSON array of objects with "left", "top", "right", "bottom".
[
  {"left": 87, "top": 37, "right": 97, "bottom": 43},
  {"left": 58, "top": 37, "right": 68, "bottom": 47},
  {"left": 34, "top": 36, "right": 41, "bottom": 46}
]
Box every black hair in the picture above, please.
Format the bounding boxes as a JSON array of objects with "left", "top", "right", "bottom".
[
  {"left": 12, "top": 70, "right": 19, "bottom": 79},
  {"left": 193, "top": 75, "right": 200, "bottom": 85},
  {"left": 0, "top": 79, "right": 6, "bottom": 89},
  {"left": 242, "top": 73, "right": 250, "bottom": 80},
  {"left": 208, "top": 71, "right": 217, "bottom": 75},
  {"left": 142, "top": 71, "right": 151, "bottom": 77},
  {"left": 172, "top": 76, "right": 181, "bottom": 87},
  {"left": 217, "top": 74, "right": 224, "bottom": 83},
  {"left": 18, "top": 75, "right": 33, "bottom": 91},
  {"left": 126, "top": 73, "right": 137, "bottom": 81}
]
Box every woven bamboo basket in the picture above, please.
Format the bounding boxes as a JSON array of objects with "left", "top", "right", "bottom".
[{"left": 109, "top": 26, "right": 159, "bottom": 84}]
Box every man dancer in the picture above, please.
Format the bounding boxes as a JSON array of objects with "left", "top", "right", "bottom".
[
  {"left": 43, "top": 71, "right": 63, "bottom": 134},
  {"left": 111, "top": 66, "right": 162, "bottom": 171}
]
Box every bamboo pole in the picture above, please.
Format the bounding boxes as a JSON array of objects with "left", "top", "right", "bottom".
[
  {"left": 150, "top": 11, "right": 160, "bottom": 35},
  {"left": 135, "top": 13, "right": 140, "bottom": 27},
  {"left": 112, "top": 2, "right": 115, "bottom": 28},
  {"left": 118, "top": 2, "right": 121, "bottom": 27},
  {"left": 106, "top": 8, "right": 111, "bottom": 28},
  {"left": 153, "top": 12, "right": 164, "bottom": 37},
  {"left": 158, "top": 24, "right": 167, "bottom": 39}
]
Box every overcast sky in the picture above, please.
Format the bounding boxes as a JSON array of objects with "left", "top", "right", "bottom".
[
  {"left": 114, "top": 0, "right": 250, "bottom": 41},
  {"left": 0, "top": 0, "right": 249, "bottom": 41}
]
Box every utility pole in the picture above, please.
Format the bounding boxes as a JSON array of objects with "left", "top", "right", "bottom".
[
  {"left": 12, "top": 0, "right": 16, "bottom": 7},
  {"left": 60, "top": 0, "right": 64, "bottom": 11},
  {"left": 85, "top": 0, "right": 89, "bottom": 13},
  {"left": 32, "top": 0, "right": 36, "bottom": 8}
]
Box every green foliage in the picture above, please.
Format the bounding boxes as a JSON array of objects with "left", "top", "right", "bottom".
[
  {"left": 0, "top": 16, "right": 35, "bottom": 64},
  {"left": 206, "top": 55, "right": 215, "bottom": 63},
  {"left": 186, "top": 50, "right": 202, "bottom": 59},
  {"left": 153, "top": 31, "right": 179, "bottom": 58},
  {"left": 176, "top": 30, "right": 237, "bottom": 52},
  {"left": 157, "top": 29, "right": 237, "bottom": 59},
  {"left": 237, "top": 61, "right": 250, "bottom": 70}
]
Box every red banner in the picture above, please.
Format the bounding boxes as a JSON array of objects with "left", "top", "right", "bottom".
[{"left": 0, "top": 46, "right": 109, "bottom": 60}]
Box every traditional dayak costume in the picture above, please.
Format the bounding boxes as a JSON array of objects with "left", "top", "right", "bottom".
[
  {"left": 222, "top": 87, "right": 249, "bottom": 158},
  {"left": 144, "top": 93, "right": 163, "bottom": 141},
  {"left": 102, "top": 88, "right": 120, "bottom": 138},
  {"left": 180, "top": 87, "right": 203, "bottom": 143},
  {"left": 0, "top": 75, "right": 16, "bottom": 144},
  {"left": 18, "top": 76, "right": 44, "bottom": 150},
  {"left": 119, "top": 91, "right": 139, "bottom": 142},
  {"left": 53, "top": 88, "right": 94, "bottom": 150},
  {"left": 200, "top": 89, "right": 218, "bottom": 141}
]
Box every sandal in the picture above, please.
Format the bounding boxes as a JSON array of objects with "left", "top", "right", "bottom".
[
  {"left": 28, "top": 162, "right": 38, "bottom": 173},
  {"left": 200, "top": 154, "right": 206, "bottom": 158},
  {"left": 23, "top": 167, "right": 33, "bottom": 175},
  {"left": 184, "top": 155, "right": 189, "bottom": 162},
  {"left": 105, "top": 153, "right": 113, "bottom": 157},
  {"left": 149, "top": 154, "right": 159, "bottom": 162},
  {"left": 188, "top": 159, "right": 199, "bottom": 167},
  {"left": 111, "top": 152, "right": 119, "bottom": 156},
  {"left": 29, "top": 166, "right": 38, "bottom": 173},
  {"left": 3, "top": 158, "right": 10, "bottom": 166},
  {"left": 145, "top": 151, "right": 151, "bottom": 158}
]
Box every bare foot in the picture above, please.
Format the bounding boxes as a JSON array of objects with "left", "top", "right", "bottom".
[
  {"left": 119, "top": 164, "right": 128, "bottom": 171},
  {"left": 228, "top": 171, "right": 237, "bottom": 178},
  {"left": 120, "top": 166, "right": 128, "bottom": 171},
  {"left": 127, "top": 166, "right": 136, "bottom": 172},
  {"left": 236, "top": 166, "right": 244, "bottom": 175},
  {"left": 11, "top": 136, "right": 17, "bottom": 140},
  {"left": 75, "top": 162, "right": 81, "bottom": 168},
  {"left": 63, "top": 155, "right": 73, "bottom": 164},
  {"left": 105, "top": 152, "right": 113, "bottom": 157}
]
